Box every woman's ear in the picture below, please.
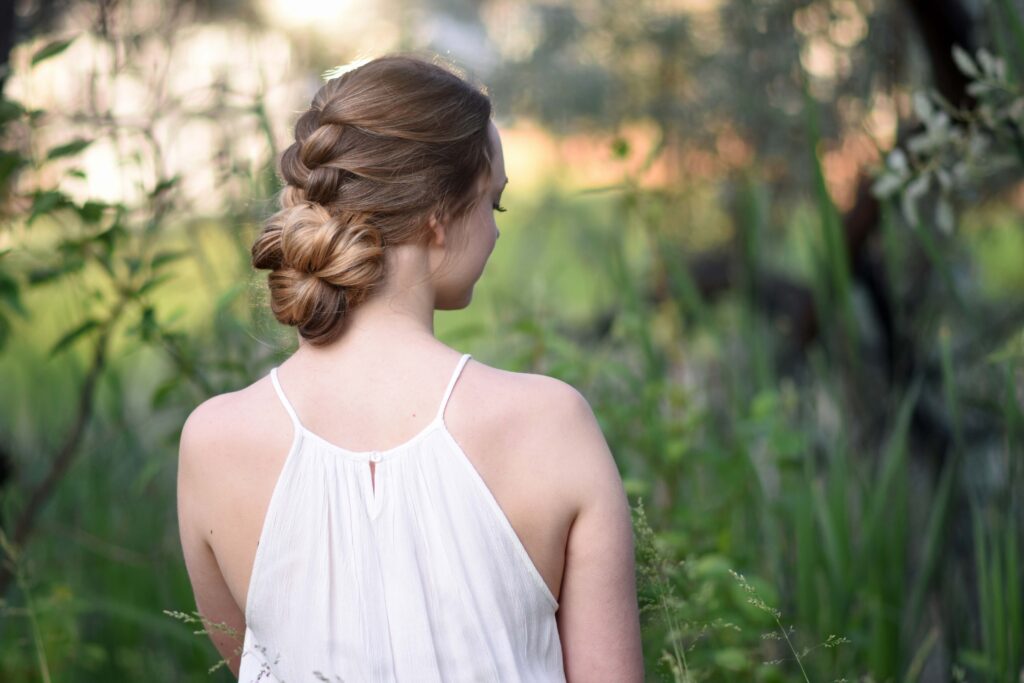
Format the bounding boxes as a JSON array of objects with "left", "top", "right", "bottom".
[{"left": 427, "top": 211, "right": 446, "bottom": 248}]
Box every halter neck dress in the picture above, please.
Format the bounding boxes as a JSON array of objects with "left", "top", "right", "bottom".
[{"left": 237, "top": 353, "right": 565, "bottom": 682}]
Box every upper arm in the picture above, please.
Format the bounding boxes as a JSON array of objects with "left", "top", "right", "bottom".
[
  {"left": 545, "top": 383, "right": 644, "bottom": 682},
  {"left": 177, "top": 399, "right": 246, "bottom": 677}
]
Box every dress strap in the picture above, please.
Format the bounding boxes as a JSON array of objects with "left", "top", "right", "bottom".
[
  {"left": 435, "top": 353, "right": 472, "bottom": 423},
  {"left": 269, "top": 367, "right": 304, "bottom": 432}
]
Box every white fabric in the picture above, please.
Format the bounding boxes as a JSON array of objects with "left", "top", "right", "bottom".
[{"left": 238, "top": 353, "right": 565, "bottom": 682}]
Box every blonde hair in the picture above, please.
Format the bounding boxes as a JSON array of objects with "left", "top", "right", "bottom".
[{"left": 251, "top": 54, "right": 494, "bottom": 346}]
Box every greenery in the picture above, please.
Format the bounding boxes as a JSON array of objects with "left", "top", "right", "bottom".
[{"left": 1, "top": 0, "right": 1022, "bottom": 681}]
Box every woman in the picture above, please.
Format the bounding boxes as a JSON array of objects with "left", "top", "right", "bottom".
[{"left": 176, "top": 53, "right": 643, "bottom": 682}]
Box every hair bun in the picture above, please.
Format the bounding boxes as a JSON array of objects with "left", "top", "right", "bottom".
[{"left": 252, "top": 202, "right": 385, "bottom": 341}]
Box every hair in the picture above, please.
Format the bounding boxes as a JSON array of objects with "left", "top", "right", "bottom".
[{"left": 251, "top": 54, "right": 494, "bottom": 346}]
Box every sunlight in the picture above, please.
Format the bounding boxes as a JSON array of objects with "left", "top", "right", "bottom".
[{"left": 260, "top": 0, "right": 355, "bottom": 28}]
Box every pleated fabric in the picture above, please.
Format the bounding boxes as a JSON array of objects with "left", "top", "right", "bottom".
[{"left": 237, "top": 353, "right": 565, "bottom": 682}]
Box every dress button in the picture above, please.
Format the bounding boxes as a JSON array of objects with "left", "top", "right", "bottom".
[{"left": 370, "top": 452, "right": 381, "bottom": 463}]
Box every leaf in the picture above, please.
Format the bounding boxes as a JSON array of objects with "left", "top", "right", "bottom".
[
  {"left": 77, "top": 200, "right": 106, "bottom": 224},
  {"left": 967, "top": 81, "right": 993, "bottom": 97},
  {"left": 151, "top": 176, "right": 180, "bottom": 197},
  {"left": 0, "top": 311, "right": 9, "bottom": 352},
  {"left": 935, "top": 197, "right": 956, "bottom": 234},
  {"left": 31, "top": 37, "right": 76, "bottom": 66},
  {"left": 28, "top": 190, "right": 71, "bottom": 224},
  {"left": 0, "top": 270, "right": 26, "bottom": 315},
  {"left": 151, "top": 375, "right": 181, "bottom": 410},
  {"left": 92, "top": 222, "right": 125, "bottom": 252},
  {"left": 49, "top": 318, "right": 101, "bottom": 357},
  {"left": 0, "top": 150, "right": 25, "bottom": 187},
  {"left": 871, "top": 172, "right": 904, "bottom": 199},
  {"left": 913, "top": 92, "right": 934, "bottom": 122},
  {"left": 128, "top": 305, "right": 160, "bottom": 342},
  {"left": 27, "top": 258, "right": 85, "bottom": 285},
  {"left": 0, "top": 98, "right": 25, "bottom": 125},
  {"left": 151, "top": 250, "right": 188, "bottom": 270},
  {"left": 952, "top": 45, "right": 979, "bottom": 78},
  {"left": 905, "top": 173, "right": 931, "bottom": 200},
  {"left": 886, "top": 148, "right": 909, "bottom": 174},
  {"left": 977, "top": 48, "right": 997, "bottom": 76},
  {"left": 136, "top": 273, "right": 176, "bottom": 297},
  {"left": 907, "top": 131, "right": 939, "bottom": 155},
  {"left": 46, "top": 138, "right": 92, "bottom": 160},
  {"left": 901, "top": 174, "right": 930, "bottom": 227}
]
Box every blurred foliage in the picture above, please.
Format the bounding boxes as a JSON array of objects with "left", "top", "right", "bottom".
[
  {"left": 873, "top": 44, "right": 1024, "bottom": 232},
  {"left": 0, "top": 0, "right": 1022, "bottom": 681}
]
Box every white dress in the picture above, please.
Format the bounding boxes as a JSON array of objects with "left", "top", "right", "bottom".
[{"left": 237, "top": 353, "right": 565, "bottom": 682}]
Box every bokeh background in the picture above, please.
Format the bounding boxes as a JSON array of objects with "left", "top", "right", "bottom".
[{"left": 1, "top": 0, "right": 1022, "bottom": 680}]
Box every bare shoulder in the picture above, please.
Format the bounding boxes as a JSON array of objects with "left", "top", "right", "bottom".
[
  {"left": 455, "top": 360, "right": 619, "bottom": 503},
  {"left": 461, "top": 360, "right": 599, "bottom": 434},
  {"left": 177, "top": 376, "right": 292, "bottom": 522},
  {"left": 180, "top": 374, "right": 288, "bottom": 457}
]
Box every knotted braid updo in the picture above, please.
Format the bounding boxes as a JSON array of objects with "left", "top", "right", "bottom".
[{"left": 252, "top": 54, "right": 494, "bottom": 346}]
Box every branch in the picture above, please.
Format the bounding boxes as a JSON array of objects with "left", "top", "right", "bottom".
[{"left": 0, "top": 298, "right": 126, "bottom": 596}]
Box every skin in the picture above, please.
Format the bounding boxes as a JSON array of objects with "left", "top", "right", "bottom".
[{"left": 176, "top": 120, "right": 644, "bottom": 681}]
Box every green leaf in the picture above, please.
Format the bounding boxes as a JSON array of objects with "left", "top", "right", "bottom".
[
  {"left": 151, "top": 176, "right": 180, "bottom": 197},
  {"left": 127, "top": 305, "right": 160, "bottom": 342},
  {"left": 0, "top": 98, "right": 25, "bottom": 125},
  {"left": 31, "top": 37, "right": 76, "bottom": 66},
  {"left": 0, "top": 270, "right": 26, "bottom": 315},
  {"left": 49, "top": 318, "right": 101, "bottom": 357},
  {"left": 0, "top": 311, "right": 9, "bottom": 351},
  {"left": 136, "top": 273, "right": 175, "bottom": 297},
  {"left": 77, "top": 200, "right": 106, "bottom": 224},
  {"left": 46, "top": 138, "right": 92, "bottom": 160},
  {"left": 28, "top": 257, "right": 85, "bottom": 285},
  {"left": 151, "top": 250, "right": 188, "bottom": 270},
  {"left": 28, "top": 190, "right": 72, "bottom": 224},
  {"left": 151, "top": 375, "right": 181, "bottom": 410},
  {"left": 0, "top": 150, "right": 25, "bottom": 187},
  {"left": 92, "top": 222, "right": 125, "bottom": 252}
]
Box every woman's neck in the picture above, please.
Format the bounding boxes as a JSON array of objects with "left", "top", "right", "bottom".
[{"left": 294, "top": 241, "right": 442, "bottom": 362}]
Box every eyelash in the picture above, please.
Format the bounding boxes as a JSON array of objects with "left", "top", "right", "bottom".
[{"left": 493, "top": 203, "right": 507, "bottom": 213}]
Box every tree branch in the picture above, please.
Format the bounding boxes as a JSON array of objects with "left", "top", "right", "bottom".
[{"left": 0, "top": 298, "right": 126, "bottom": 596}]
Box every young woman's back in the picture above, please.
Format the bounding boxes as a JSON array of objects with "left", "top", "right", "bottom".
[{"left": 176, "top": 55, "right": 642, "bottom": 682}]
